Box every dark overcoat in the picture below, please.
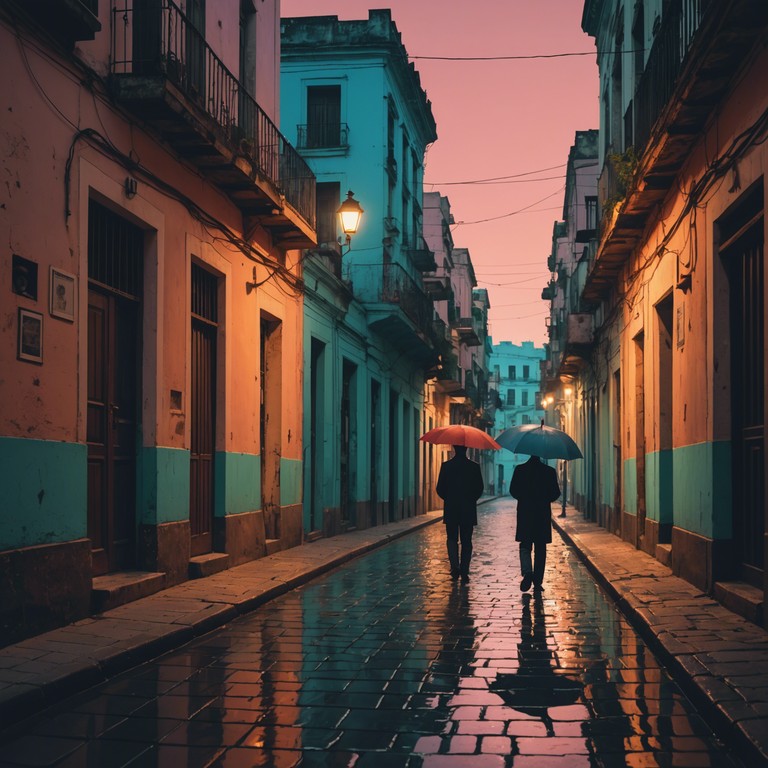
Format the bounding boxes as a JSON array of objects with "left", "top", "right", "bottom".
[
  {"left": 436, "top": 454, "right": 484, "bottom": 527},
  {"left": 509, "top": 456, "right": 561, "bottom": 543}
]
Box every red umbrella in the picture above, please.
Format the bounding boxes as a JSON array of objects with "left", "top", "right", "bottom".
[{"left": 420, "top": 424, "right": 502, "bottom": 450}]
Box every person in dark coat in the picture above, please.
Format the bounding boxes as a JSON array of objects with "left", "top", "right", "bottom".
[
  {"left": 509, "top": 455, "right": 561, "bottom": 592},
  {"left": 436, "top": 445, "right": 484, "bottom": 582}
]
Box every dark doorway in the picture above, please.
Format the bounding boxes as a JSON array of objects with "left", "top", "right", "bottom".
[
  {"left": 87, "top": 201, "right": 143, "bottom": 576},
  {"left": 260, "top": 315, "right": 282, "bottom": 541},
  {"left": 388, "top": 389, "right": 398, "bottom": 522},
  {"left": 190, "top": 263, "right": 218, "bottom": 556},
  {"left": 341, "top": 359, "right": 357, "bottom": 529},
  {"left": 656, "top": 294, "right": 674, "bottom": 544},
  {"left": 634, "top": 333, "right": 646, "bottom": 544},
  {"left": 309, "top": 339, "right": 325, "bottom": 534},
  {"left": 613, "top": 370, "right": 622, "bottom": 535},
  {"left": 370, "top": 380, "right": 380, "bottom": 526},
  {"left": 722, "top": 184, "right": 765, "bottom": 586}
]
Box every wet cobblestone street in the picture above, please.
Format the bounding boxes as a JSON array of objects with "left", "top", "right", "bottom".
[{"left": 0, "top": 498, "right": 744, "bottom": 767}]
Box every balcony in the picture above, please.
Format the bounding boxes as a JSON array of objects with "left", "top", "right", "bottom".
[
  {"left": 352, "top": 263, "right": 437, "bottom": 366},
  {"left": 558, "top": 313, "right": 595, "bottom": 378},
  {"left": 9, "top": 0, "right": 101, "bottom": 42},
  {"left": 296, "top": 123, "right": 349, "bottom": 151},
  {"left": 584, "top": 0, "right": 767, "bottom": 303},
  {"left": 452, "top": 317, "right": 481, "bottom": 347},
  {"left": 407, "top": 237, "right": 437, "bottom": 272},
  {"left": 110, "top": 0, "right": 315, "bottom": 250},
  {"left": 423, "top": 272, "right": 452, "bottom": 301}
]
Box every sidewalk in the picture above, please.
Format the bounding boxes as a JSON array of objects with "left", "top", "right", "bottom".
[
  {"left": 553, "top": 505, "right": 768, "bottom": 766},
  {"left": 0, "top": 509, "right": 446, "bottom": 730}
]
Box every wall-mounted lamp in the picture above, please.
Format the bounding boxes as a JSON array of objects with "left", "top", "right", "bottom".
[
  {"left": 564, "top": 386, "right": 573, "bottom": 398},
  {"left": 125, "top": 177, "right": 138, "bottom": 199},
  {"left": 337, "top": 190, "right": 364, "bottom": 254}
]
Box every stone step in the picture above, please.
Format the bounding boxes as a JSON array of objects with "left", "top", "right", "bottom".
[
  {"left": 655, "top": 542, "right": 672, "bottom": 567},
  {"left": 91, "top": 571, "right": 165, "bottom": 613},
  {"left": 714, "top": 580, "right": 763, "bottom": 625},
  {"left": 188, "top": 552, "right": 230, "bottom": 579}
]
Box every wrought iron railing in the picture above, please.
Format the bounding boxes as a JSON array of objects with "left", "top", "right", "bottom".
[
  {"left": 296, "top": 123, "right": 349, "bottom": 150},
  {"left": 381, "top": 263, "right": 433, "bottom": 331},
  {"left": 633, "top": 0, "right": 708, "bottom": 152},
  {"left": 111, "top": 0, "right": 315, "bottom": 228}
]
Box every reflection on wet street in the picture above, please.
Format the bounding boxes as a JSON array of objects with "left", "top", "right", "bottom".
[{"left": 0, "top": 498, "right": 743, "bottom": 767}]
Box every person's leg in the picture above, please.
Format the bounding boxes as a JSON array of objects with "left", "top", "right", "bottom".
[
  {"left": 459, "top": 523, "right": 474, "bottom": 580},
  {"left": 519, "top": 541, "right": 533, "bottom": 591},
  {"left": 533, "top": 542, "right": 547, "bottom": 588},
  {"left": 445, "top": 522, "right": 460, "bottom": 578}
]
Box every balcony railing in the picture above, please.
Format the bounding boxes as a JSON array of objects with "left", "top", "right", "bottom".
[
  {"left": 634, "top": 0, "right": 708, "bottom": 152},
  {"left": 297, "top": 123, "right": 349, "bottom": 150},
  {"left": 381, "top": 263, "right": 434, "bottom": 331},
  {"left": 111, "top": 0, "right": 315, "bottom": 231}
]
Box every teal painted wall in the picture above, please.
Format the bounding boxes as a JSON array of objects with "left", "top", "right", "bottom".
[
  {"left": 281, "top": 458, "right": 303, "bottom": 506},
  {"left": 645, "top": 449, "right": 673, "bottom": 525},
  {"left": 215, "top": 451, "right": 260, "bottom": 516},
  {"left": 623, "top": 457, "right": 637, "bottom": 514},
  {"left": 139, "top": 446, "right": 189, "bottom": 525},
  {"left": 672, "top": 440, "right": 731, "bottom": 539},
  {"left": 0, "top": 437, "right": 86, "bottom": 549}
]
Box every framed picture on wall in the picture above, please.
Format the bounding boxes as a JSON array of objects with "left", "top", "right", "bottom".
[
  {"left": 18, "top": 308, "right": 43, "bottom": 364},
  {"left": 50, "top": 267, "right": 76, "bottom": 322}
]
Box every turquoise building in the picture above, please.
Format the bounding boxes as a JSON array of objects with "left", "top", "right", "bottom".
[
  {"left": 281, "top": 10, "right": 441, "bottom": 535},
  {"left": 489, "top": 341, "right": 547, "bottom": 496}
]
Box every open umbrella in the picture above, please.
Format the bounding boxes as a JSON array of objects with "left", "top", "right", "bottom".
[
  {"left": 420, "top": 424, "right": 501, "bottom": 451},
  {"left": 495, "top": 422, "right": 583, "bottom": 460}
]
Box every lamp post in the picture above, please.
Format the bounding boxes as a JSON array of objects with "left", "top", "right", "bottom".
[{"left": 337, "top": 190, "right": 364, "bottom": 253}]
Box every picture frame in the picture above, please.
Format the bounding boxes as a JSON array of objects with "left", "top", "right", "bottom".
[
  {"left": 18, "top": 308, "right": 43, "bottom": 364},
  {"left": 50, "top": 267, "right": 76, "bottom": 322}
]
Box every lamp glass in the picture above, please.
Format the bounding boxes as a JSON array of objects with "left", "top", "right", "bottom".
[{"left": 337, "top": 191, "right": 364, "bottom": 236}]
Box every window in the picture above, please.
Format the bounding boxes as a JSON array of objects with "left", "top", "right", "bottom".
[
  {"left": 523, "top": 365, "right": 530, "bottom": 380},
  {"left": 585, "top": 196, "right": 598, "bottom": 231},
  {"left": 307, "top": 85, "right": 341, "bottom": 148},
  {"left": 315, "top": 182, "right": 340, "bottom": 247},
  {"left": 522, "top": 390, "right": 529, "bottom": 406},
  {"left": 508, "top": 365, "right": 516, "bottom": 380},
  {"left": 506, "top": 389, "right": 516, "bottom": 406}
]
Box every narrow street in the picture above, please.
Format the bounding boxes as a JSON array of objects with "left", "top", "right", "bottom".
[{"left": 0, "top": 498, "right": 742, "bottom": 768}]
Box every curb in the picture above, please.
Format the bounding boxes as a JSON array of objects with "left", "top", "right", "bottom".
[{"left": 553, "top": 514, "right": 768, "bottom": 767}]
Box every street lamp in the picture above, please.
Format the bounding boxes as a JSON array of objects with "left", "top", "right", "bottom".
[{"left": 337, "top": 190, "right": 364, "bottom": 253}]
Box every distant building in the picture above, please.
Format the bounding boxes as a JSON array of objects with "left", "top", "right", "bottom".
[{"left": 489, "top": 341, "right": 546, "bottom": 495}]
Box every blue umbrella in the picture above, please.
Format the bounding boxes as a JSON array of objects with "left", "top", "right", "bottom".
[{"left": 495, "top": 422, "right": 583, "bottom": 460}]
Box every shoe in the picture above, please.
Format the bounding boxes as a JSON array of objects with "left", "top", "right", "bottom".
[
  {"left": 533, "top": 583, "right": 544, "bottom": 592},
  {"left": 460, "top": 572, "right": 470, "bottom": 582},
  {"left": 520, "top": 573, "right": 533, "bottom": 592}
]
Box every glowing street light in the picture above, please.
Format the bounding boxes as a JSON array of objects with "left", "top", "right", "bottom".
[{"left": 337, "top": 190, "right": 364, "bottom": 252}]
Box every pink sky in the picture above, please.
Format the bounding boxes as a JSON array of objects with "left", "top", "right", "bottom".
[{"left": 281, "top": 1, "right": 599, "bottom": 345}]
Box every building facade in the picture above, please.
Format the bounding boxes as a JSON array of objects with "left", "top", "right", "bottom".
[
  {"left": 281, "top": 10, "right": 442, "bottom": 534},
  {"left": 547, "top": 0, "right": 768, "bottom": 624},
  {"left": 1, "top": 0, "right": 315, "bottom": 643},
  {"left": 490, "top": 342, "right": 547, "bottom": 496}
]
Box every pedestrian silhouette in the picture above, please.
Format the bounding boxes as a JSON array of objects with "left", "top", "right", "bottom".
[
  {"left": 490, "top": 592, "right": 582, "bottom": 735},
  {"left": 436, "top": 445, "right": 484, "bottom": 582},
  {"left": 509, "top": 455, "right": 561, "bottom": 591}
]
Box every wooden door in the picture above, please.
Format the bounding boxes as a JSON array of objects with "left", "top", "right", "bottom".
[
  {"left": 190, "top": 264, "right": 217, "bottom": 556},
  {"left": 87, "top": 289, "right": 138, "bottom": 575}
]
